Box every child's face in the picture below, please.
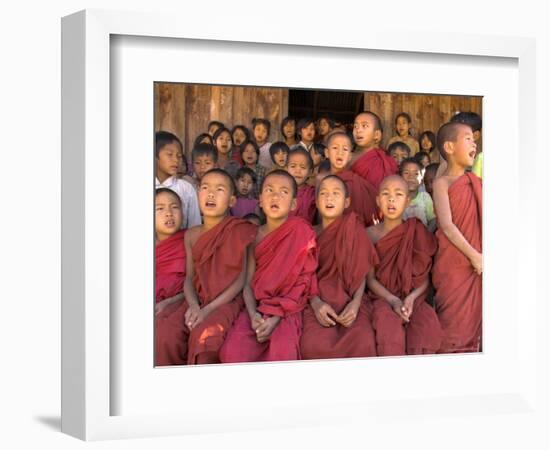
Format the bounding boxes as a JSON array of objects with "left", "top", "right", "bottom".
[
  {"left": 400, "top": 162, "right": 422, "bottom": 193},
  {"left": 237, "top": 174, "right": 254, "bottom": 197},
  {"left": 155, "top": 191, "right": 183, "bottom": 240},
  {"left": 318, "top": 118, "right": 331, "bottom": 136},
  {"left": 309, "top": 148, "right": 323, "bottom": 168},
  {"left": 254, "top": 124, "right": 269, "bottom": 145},
  {"left": 215, "top": 131, "right": 232, "bottom": 156},
  {"left": 325, "top": 135, "right": 352, "bottom": 172},
  {"left": 193, "top": 154, "right": 216, "bottom": 181},
  {"left": 421, "top": 135, "right": 432, "bottom": 151},
  {"left": 300, "top": 123, "right": 316, "bottom": 143},
  {"left": 273, "top": 150, "right": 288, "bottom": 168},
  {"left": 198, "top": 172, "right": 236, "bottom": 217},
  {"left": 260, "top": 174, "right": 296, "bottom": 220},
  {"left": 376, "top": 176, "right": 410, "bottom": 221},
  {"left": 353, "top": 113, "right": 380, "bottom": 148},
  {"left": 282, "top": 120, "right": 296, "bottom": 139},
  {"left": 449, "top": 125, "right": 477, "bottom": 167},
  {"left": 157, "top": 142, "right": 183, "bottom": 178},
  {"left": 419, "top": 155, "right": 430, "bottom": 168},
  {"left": 390, "top": 147, "right": 409, "bottom": 165},
  {"left": 242, "top": 144, "right": 258, "bottom": 166},
  {"left": 423, "top": 170, "right": 436, "bottom": 196},
  {"left": 287, "top": 153, "right": 311, "bottom": 187},
  {"left": 317, "top": 177, "right": 350, "bottom": 220},
  {"left": 208, "top": 124, "right": 221, "bottom": 137},
  {"left": 396, "top": 116, "right": 411, "bottom": 137},
  {"left": 232, "top": 128, "right": 247, "bottom": 146}
]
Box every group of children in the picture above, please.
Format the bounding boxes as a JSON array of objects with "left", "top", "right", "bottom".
[{"left": 154, "top": 109, "right": 483, "bottom": 365}]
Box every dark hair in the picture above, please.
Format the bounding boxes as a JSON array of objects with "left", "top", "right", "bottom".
[
  {"left": 395, "top": 112, "right": 413, "bottom": 135},
  {"left": 418, "top": 130, "right": 436, "bottom": 151},
  {"left": 296, "top": 117, "right": 315, "bottom": 139},
  {"left": 243, "top": 213, "right": 262, "bottom": 224},
  {"left": 208, "top": 120, "right": 224, "bottom": 132},
  {"left": 316, "top": 174, "right": 349, "bottom": 198},
  {"left": 450, "top": 111, "right": 482, "bottom": 132},
  {"left": 424, "top": 162, "right": 440, "bottom": 177},
  {"left": 155, "top": 187, "right": 182, "bottom": 206},
  {"left": 399, "top": 157, "right": 423, "bottom": 174},
  {"left": 318, "top": 159, "right": 331, "bottom": 173},
  {"left": 325, "top": 131, "right": 353, "bottom": 148},
  {"left": 317, "top": 114, "right": 336, "bottom": 131},
  {"left": 281, "top": 116, "right": 297, "bottom": 139},
  {"left": 213, "top": 127, "right": 233, "bottom": 144},
  {"left": 236, "top": 167, "right": 257, "bottom": 185},
  {"left": 436, "top": 122, "right": 472, "bottom": 161},
  {"left": 193, "top": 133, "right": 214, "bottom": 149},
  {"left": 251, "top": 118, "right": 271, "bottom": 135},
  {"left": 231, "top": 125, "right": 251, "bottom": 142},
  {"left": 155, "top": 131, "right": 183, "bottom": 158},
  {"left": 269, "top": 141, "right": 290, "bottom": 162},
  {"left": 311, "top": 143, "right": 326, "bottom": 158},
  {"left": 260, "top": 169, "right": 298, "bottom": 198},
  {"left": 356, "top": 111, "right": 383, "bottom": 133},
  {"left": 239, "top": 139, "right": 260, "bottom": 158},
  {"left": 387, "top": 141, "right": 411, "bottom": 156},
  {"left": 414, "top": 151, "right": 431, "bottom": 164},
  {"left": 192, "top": 143, "right": 218, "bottom": 163},
  {"left": 287, "top": 147, "right": 314, "bottom": 171},
  {"left": 201, "top": 168, "right": 237, "bottom": 196}
]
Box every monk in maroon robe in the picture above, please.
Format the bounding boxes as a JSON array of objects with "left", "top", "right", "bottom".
[
  {"left": 337, "top": 169, "right": 379, "bottom": 226},
  {"left": 287, "top": 148, "right": 317, "bottom": 224},
  {"left": 301, "top": 211, "right": 378, "bottom": 360}
]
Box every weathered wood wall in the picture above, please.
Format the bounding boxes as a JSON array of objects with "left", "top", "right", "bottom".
[
  {"left": 155, "top": 83, "right": 289, "bottom": 158},
  {"left": 363, "top": 92, "right": 482, "bottom": 148}
]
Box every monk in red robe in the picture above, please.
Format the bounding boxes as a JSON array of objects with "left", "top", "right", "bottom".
[
  {"left": 324, "top": 131, "right": 379, "bottom": 226},
  {"left": 183, "top": 169, "right": 257, "bottom": 365},
  {"left": 301, "top": 176, "right": 378, "bottom": 360},
  {"left": 287, "top": 147, "right": 317, "bottom": 223},
  {"left": 366, "top": 176, "right": 442, "bottom": 355},
  {"left": 432, "top": 122, "right": 482, "bottom": 353},
  {"left": 351, "top": 111, "right": 398, "bottom": 189},
  {"left": 220, "top": 171, "right": 318, "bottom": 362},
  {"left": 155, "top": 188, "right": 188, "bottom": 366}
]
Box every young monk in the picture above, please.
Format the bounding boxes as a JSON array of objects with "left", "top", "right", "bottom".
[
  {"left": 287, "top": 147, "right": 317, "bottom": 224},
  {"left": 220, "top": 170, "right": 319, "bottom": 362},
  {"left": 301, "top": 176, "right": 378, "bottom": 360},
  {"left": 432, "top": 122, "right": 482, "bottom": 353},
  {"left": 351, "top": 111, "right": 398, "bottom": 189},
  {"left": 325, "top": 131, "right": 379, "bottom": 226},
  {"left": 366, "top": 175, "right": 442, "bottom": 355},
  {"left": 182, "top": 169, "right": 257, "bottom": 364},
  {"left": 154, "top": 188, "right": 188, "bottom": 366}
]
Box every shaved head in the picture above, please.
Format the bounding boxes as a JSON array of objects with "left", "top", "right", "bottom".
[{"left": 379, "top": 174, "right": 409, "bottom": 194}]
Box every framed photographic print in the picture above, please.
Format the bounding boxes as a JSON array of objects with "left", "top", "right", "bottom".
[{"left": 61, "top": 9, "right": 538, "bottom": 441}]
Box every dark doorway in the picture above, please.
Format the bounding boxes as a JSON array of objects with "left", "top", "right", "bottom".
[{"left": 288, "top": 89, "right": 364, "bottom": 126}]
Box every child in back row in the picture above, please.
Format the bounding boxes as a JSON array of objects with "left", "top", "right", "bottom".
[
  {"left": 240, "top": 139, "right": 266, "bottom": 198},
  {"left": 191, "top": 143, "right": 218, "bottom": 189},
  {"left": 366, "top": 175, "right": 442, "bottom": 355},
  {"left": 387, "top": 112, "right": 420, "bottom": 156},
  {"left": 230, "top": 167, "right": 259, "bottom": 218},
  {"left": 400, "top": 157, "right": 436, "bottom": 231},
  {"left": 301, "top": 175, "right": 378, "bottom": 360},
  {"left": 286, "top": 148, "right": 317, "bottom": 224},
  {"left": 253, "top": 118, "right": 273, "bottom": 169},
  {"left": 213, "top": 127, "right": 240, "bottom": 179},
  {"left": 431, "top": 122, "right": 482, "bottom": 353},
  {"left": 220, "top": 170, "right": 319, "bottom": 362},
  {"left": 269, "top": 141, "right": 290, "bottom": 171}
]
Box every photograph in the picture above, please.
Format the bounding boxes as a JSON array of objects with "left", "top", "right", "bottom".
[{"left": 153, "top": 83, "right": 483, "bottom": 366}]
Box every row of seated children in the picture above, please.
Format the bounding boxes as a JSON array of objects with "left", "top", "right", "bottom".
[{"left": 155, "top": 119, "right": 482, "bottom": 365}]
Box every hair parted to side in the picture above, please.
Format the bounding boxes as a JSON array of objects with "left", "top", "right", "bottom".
[
  {"left": 155, "top": 131, "right": 183, "bottom": 157},
  {"left": 192, "top": 143, "right": 218, "bottom": 163}
]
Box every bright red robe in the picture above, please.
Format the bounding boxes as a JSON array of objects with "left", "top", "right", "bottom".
[
  {"left": 369, "top": 218, "right": 442, "bottom": 355},
  {"left": 337, "top": 170, "right": 379, "bottom": 227},
  {"left": 351, "top": 147, "right": 398, "bottom": 190},
  {"left": 301, "top": 212, "right": 379, "bottom": 360},
  {"left": 155, "top": 229, "right": 187, "bottom": 366},
  {"left": 289, "top": 184, "right": 317, "bottom": 224},
  {"left": 432, "top": 173, "right": 482, "bottom": 353},
  {"left": 185, "top": 217, "right": 257, "bottom": 364},
  {"left": 220, "top": 217, "right": 319, "bottom": 362}
]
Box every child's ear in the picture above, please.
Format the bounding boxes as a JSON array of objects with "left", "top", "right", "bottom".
[
  {"left": 443, "top": 141, "right": 454, "bottom": 158},
  {"left": 290, "top": 198, "right": 298, "bottom": 212},
  {"left": 344, "top": 197, "right": 351, "bottom": 209},
  {"left": 324, "top": 148, "right": 329, "bottom": 159},
  {"left": 229, "top": 194, "right": 237, "bottom": 208},
  {"left": 374, "top": 130, "right": 382, "bottom": 144},
  {"left": 375, "top": 195, "right": 381, "bottom": 209}
]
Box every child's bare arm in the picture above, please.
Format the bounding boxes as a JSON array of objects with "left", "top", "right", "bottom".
[
  {"left": 183, "top": 231, "right": 200, "bottom": 309},
  {"left": 432, "top": 177, "right": 482, "bottom": 272},
  {"left": 155, "top": 292, "right": 184, "bottom": 315},
  {"left": 242, "top": 245, "right": 259, "bottom": 319},
  {"left": 402, "top": 278, "right": 430, "bottom": 317}
]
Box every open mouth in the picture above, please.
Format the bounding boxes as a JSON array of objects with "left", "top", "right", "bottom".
[
  {"left": 164, "top": 220, "right": 175, "bottom": 227},
  {"left": 325, "top": 203, "right": 335, "bottom": 210},
  {"left": 336, "top": 158, "right": 344, "bottom": 165},
  {"left": 387, "top": 205, "right": 396, "bottom": 214},
  {"left": 269, "top": 204, "right": 280, "bottom": 211},
  {"left": 205, "top": 201, "right": 216, "bottom": 208}
]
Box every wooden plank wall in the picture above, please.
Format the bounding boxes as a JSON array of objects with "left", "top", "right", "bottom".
[
  {"left": 155, "top": 83, "right": 289, "bottom": 158},
  {"left": 363, "top": 92, "right": 482, "bottom": 148}
]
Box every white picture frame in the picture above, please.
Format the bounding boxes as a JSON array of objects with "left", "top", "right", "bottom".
[{"left": 61, "top": 9, "right": 539, "bottom": 441}]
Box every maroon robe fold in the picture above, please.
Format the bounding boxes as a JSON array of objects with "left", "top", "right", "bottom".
[
  {"left": 185, "top": 217, "right": 257, "bottom": 364},
  {"left": 155, "top": 229, "right": 187, "bottom": 366},
  {"left": 432, "top": 173, "right": 482, "bottom": 353},
  {"left": 220, "top": 217, "right": 319, "bottom": 362},
  {"left": 301, "top": 212, "right": 379, "bottom": 360},
  {"left": 337, "top": 169, "right": 379, "bottom": 227},
  {"left": 369, "top": 218, "right": 442, "bottom": 355},
  {"left": 351, "top": 147, "right": 398, "bottom": 190},
  {"left": 289, "top": 184, "right": 317, "bottom": 224}
]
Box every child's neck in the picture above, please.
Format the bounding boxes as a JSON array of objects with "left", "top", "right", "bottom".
[
  {"left": 356, "top": 143, "right": 378, "bottom": 153},
  {"left": 218, "top": 153, "right": 230, "bottom": 165},
  {"left": 381, "top": 217, "right": 403, "bottom": 235},
  {"left": 445, "top": 161, "right": 467, "bottom": 178},
  {"left": 285, "top": 137, "right": 297, "bottom": 146},
  {"left": 245, "top": 162, "right": 257, "bottom": 169},
  {"left": 265, "top": 215, "right": 287, "bottom": 233},
  {"left": 321, "top": 215, "right": 339, "bottom": 230},
  {"left": 330, "top": 167, "right": 344, "bottom": 175},
  {"left": 157, "top": 171, "right": 171, "bottom": 183},
  {"left": 202, "top": 214, "right": 226, "bottom": 231},
  {"left": 301, "top": 139, "right": 312, "bottom": 147},
  {"left": 409, "top": 188, "right": 419, "bottom": 199}
]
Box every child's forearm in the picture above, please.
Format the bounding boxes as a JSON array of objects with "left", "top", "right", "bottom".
[
  {"left": 405, "top": 278, "right": 429, "bottom": 302},
  {"left": 366, "top": 272, "right": 397, "bottom": 302},
  {"left": 243, "top": 284, "right": 258, "bottom": 318},
  {"left": 440, "top": 222, "right": 480, "bottom": 261},
  {"left": 350, "top": 278, "right": 367, "bottom": 305},
  {"left": 183, "top": 276, "right": 200, "bottom": 308},
  {"left": 158, "top": 292, "right": 184, "bottom": 306}
]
